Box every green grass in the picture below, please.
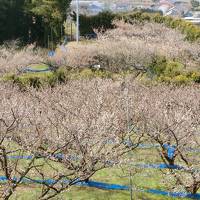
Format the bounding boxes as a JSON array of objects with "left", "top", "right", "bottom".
[
  {"left": 28, "top": 63, "right": 49, "bottom": 70},
  {"left": 11, "top": 187, "right": 189, "bottom": 200},
  {"left": 8, "top": 167, "right": 190, "bottom": 200},
  {"left": 2, "top": 148, "right": 199, "bottom": 200}
]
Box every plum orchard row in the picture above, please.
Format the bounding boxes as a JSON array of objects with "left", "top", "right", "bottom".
[{"left": 2, "top": 143, "right": 199, "bottom": 199}]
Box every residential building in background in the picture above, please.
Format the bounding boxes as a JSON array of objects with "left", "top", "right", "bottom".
[{"left": 70, "top": 0, "right": 200, "bottom": 24}]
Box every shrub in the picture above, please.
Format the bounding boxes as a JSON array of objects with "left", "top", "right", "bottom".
[
  {"left": 164, "top": 61, "right": 183, "bottom": 77},
  {"left": 190, "top": 72, "right": 200, "bottom": 83},
  {"left": 12, "top": 76, "right": 27, "bottom": 89},
  {"left": 29, "top": 77, "right": 41, "bottom": 88},
  {"left": 46, "top": 74, "right": 57, "bottom": 87},
  {"left": 54, "top": 68, "right": 68, "bottom": 83},
  {"left": 93, "top": 69, "right": 113, "bottom": 79},
  {"left": 148, "top": 56, "right": 168, "bottom": 78},
  {"left": 172, "top": 74, "right": 191, "bottom": 85},
  {"left": 147, "top": 56, "right": 189, "bottom": 83}
]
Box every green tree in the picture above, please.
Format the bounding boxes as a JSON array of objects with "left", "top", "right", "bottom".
[
  {"left": 28, "top": 0, "right": 71, "bottom": 47},
  {"left": 0, "top": 0, "right": 31, "bottom": 44},
  {"left": 72, "top": 11, "right": 115, "bottom": 36},
  {"left": 0, "top": 0, "right": 71, "bottom": 46},
  {"left": 30, "top": 0, "right": 71, "bottom": 25},
  {"left": 191, "top": 0, "right": 199, "bottom": 8}
]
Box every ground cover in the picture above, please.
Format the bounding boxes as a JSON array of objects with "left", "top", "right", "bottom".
[{"left": 1, "top": 146, "right": 199, "bottom": 200}]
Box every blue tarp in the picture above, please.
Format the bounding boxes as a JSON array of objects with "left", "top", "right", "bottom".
[
  {"left": 135, "top": 163, "right": 184, "bottom": 170},
  {"left": 163, "top": 144, "right": 176, "bottom": 159},
  {"left": 48, "top": 51, "right": 55, "bottom": 57}
]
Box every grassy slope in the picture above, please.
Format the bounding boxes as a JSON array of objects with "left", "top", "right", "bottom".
[{"left": 5, "top": 149, "right": 198, "bottom": 200}]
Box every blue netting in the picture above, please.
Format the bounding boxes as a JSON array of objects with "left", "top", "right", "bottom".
[
  {"left": 0, "top": 176, "right": 200, "bottom": 198},
  {"left": 124, "top": 141, "right": 200, "bottom": 154},
  {"left": 123, "top": 139, "right": 134, "bottom": 147},
  {"left": 184, "top": 147, "right": 200, "bottom": 153},
  {"left": 136, "top": 163, "right": 184, "bottom": 170},
  {"left": 138, "top": 143, "right": 160, "bottom": 148},
  {"left": 147, "top": 189, "right": 200, "bottom": 199},
  {"left": 0, "top": 176, "right": 200, "bottom": 199},
  {"left": 125, "top": 142, "right": 200, "bottom": 153},
  {"left": 0, "top": 176, "right": 128, "bottom": 190},
  {"left": 7, "top": 154, "right": 80, "bottom": 161},
  {"left": 8, "top": 155, "right": 33, "bottom": 159},
  {"left": 77, "top": 180, "right": 129, "bottom": 190}
]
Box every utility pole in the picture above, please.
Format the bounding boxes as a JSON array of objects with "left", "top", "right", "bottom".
[
  {"left": 125, "top": 81, "right": 134, "bottom": 200},
  {"left": 129, "top": 171, "right": 133, "bottom": 200},
  {"left": 76, "top": 0, "right": 79, "bottom": 43}
]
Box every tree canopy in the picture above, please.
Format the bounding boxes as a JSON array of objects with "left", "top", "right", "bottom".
[
  {"left": 29, "top": 0, "right": 71, "bottom": 25},
  {"left": 0, "top": 0, "right": 72, "bottom": 46}
]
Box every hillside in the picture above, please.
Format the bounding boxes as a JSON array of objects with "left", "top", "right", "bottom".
[{"left": 0, "top": 11, "right": 200, "bottom": 200}]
